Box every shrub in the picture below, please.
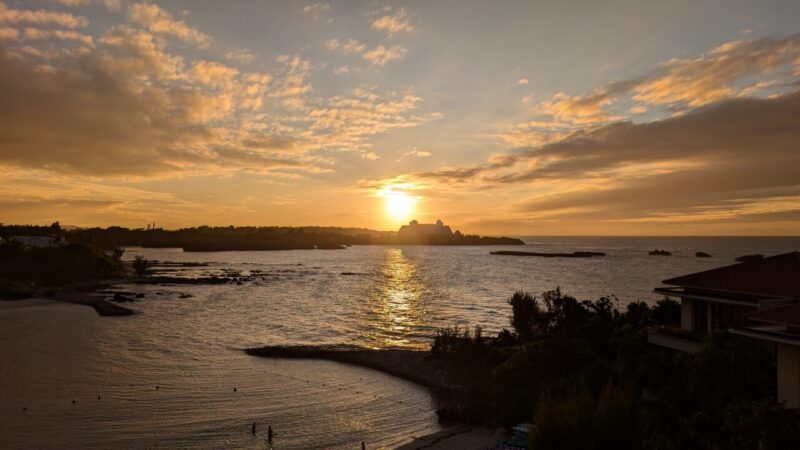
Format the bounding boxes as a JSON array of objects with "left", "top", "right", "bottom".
[
  {"left": 0, "top": 279, "right": 35, "bottom": 300},
  {"left": 132, "top": 256, "right": 149, "bottom": 276},
  {"left": 530, "top": 382, "right": 641, "bottom": 450},
  {"left": 651, "top": 298, "right": 681, "bottom": 327}
]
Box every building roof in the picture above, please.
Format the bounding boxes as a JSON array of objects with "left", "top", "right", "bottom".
[
  {"left": 661, "top": 251, "right": 800, "bottom": 300},
  {"left": 747, "top": 303, "right": 800, "bottom": 326}
]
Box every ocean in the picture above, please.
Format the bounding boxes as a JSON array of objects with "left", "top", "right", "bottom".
[{"left": 1, "top": 237, "right": 798, "bottom": 448}]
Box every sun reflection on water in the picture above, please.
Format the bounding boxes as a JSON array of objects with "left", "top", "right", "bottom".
[{"left": 362, "top": 248, "right": 426, "bottom": 349}]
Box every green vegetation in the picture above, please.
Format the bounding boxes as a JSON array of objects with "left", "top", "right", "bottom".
[
  {"left": 431, "top": 289, "right": 800, "bottom": 450},
  {"left": 0, "top": 240, "right": 124, "bottom": 297}
]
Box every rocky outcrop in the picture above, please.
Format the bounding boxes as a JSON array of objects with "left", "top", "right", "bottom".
[{"left": 491, "top": 251, "right": 606, "bottom": 258}]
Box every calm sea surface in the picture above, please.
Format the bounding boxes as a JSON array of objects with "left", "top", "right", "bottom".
[{"left": 2, "top": 237, "right": 799, "bottom": 448}]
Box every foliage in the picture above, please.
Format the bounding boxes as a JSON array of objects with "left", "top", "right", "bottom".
[
  {"left": 132, "top": 256, "right": 149, "bottom": 276},
  {"left": 530, "top": 382, "right": 640, "bottom": 450},
  {"left": 430, "top": 288, "right": 800, "bottom": 448},
  {"left": 0, "top": 241, "right": 122, "bottom": 285},
  {"left": 651, "top": 298, "right": 681, "bottom": 326},
  {"left": 0, "top": 279, "right": 36, "bottom": 300}
]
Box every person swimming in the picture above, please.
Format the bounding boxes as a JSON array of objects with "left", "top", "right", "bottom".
[{"left": 251, "top": 422, "right": 256, "bottom": 436}]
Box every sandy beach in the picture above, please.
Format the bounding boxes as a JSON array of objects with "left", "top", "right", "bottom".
[{"left": 396, "top": 426, "right": 507, "bottom": 450}]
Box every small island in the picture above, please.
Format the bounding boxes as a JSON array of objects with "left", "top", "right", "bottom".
[{"left": 490, "top": 250, "right": 606, "bottom": 258}]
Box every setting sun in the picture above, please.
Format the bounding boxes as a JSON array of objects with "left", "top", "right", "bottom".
[{"left": 384, "top": 191, "right": 417, "bottom": 222}]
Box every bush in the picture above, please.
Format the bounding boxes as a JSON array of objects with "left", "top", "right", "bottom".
[
  {"left": 530, "top": 382, "right": 641, "bottom": 450},
  {"left": 132, "top": 256, "right": 149, "bottom": 276},
  {"left": 0, "top": 279, "right": 35, "bottom": 300},
  {"left": 651, "top": 298, "right": 681, "bottom": 327},
  {"left": 0, "top": 243, "right": 121, "bottom": 285}
]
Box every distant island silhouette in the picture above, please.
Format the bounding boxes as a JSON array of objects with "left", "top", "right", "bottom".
[{"left": 1, "top": 220, "right": 523, "bottom": 253}]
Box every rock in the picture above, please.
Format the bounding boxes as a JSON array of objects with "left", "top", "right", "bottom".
[
  {"left": 649, "top": 249, "right": 672, "bottom": 256},
  {"left": 490, "top": 251, "right": 606, "bottom": 258},
  {"left": 111, "top": 293, "right": 137, "bottom": 303},
  {"left": 695, "top": 252, "right": 711, "bottom": 258},
  {"left": 736, "top": 254, "right": 764, "bottom": 263}
]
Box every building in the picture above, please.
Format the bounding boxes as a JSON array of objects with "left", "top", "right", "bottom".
[
  {"left": 397, "top": 219, "right": 454, "bottom": 238},
  {"left": 654, "top": 252, "right": 800, "bottom": 335},
  {"left": 10, "top": 236, "right": 66, "bottom": 248},
  {"left": 731, "top": 304, "right": 800, "bottom": 408},
  {"left": 651, "top": 252, "right": 800, "bottom": 407}
]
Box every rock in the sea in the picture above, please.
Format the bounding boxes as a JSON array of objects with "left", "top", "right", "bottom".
[
  {"left": 736, "top": 254, "right": 764, "bottom": 263},
  {"left": 111, "top": 293, "right": 137, "bottom": 303},
  {"left": 649, "top": 249, "right": 672, "bottom": 256},
  {"left": 695, "top": 252, "right": 711, "bottom": 258},
  {"left": 490, "top": 251, "right": 606, "bottom": 258}
]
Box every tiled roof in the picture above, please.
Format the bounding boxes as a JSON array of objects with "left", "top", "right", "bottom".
[
  {"left": 747, "top": 303, "right": 800, "bottom": 326},
  {"left": 662, "top": 252, "right": 800, "bottom": 299}
]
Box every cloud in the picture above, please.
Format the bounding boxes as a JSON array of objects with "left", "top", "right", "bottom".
[
  {"left": 401, "top": 90, "right": 800, "bottom": 227},
  {"left": 24, "top": 27, "right": 94, "bottom": 46},
  {"left": 269, "top": 54, "right": 312, "bottom": 107},
  {"left": 302, "top": 2, "right": 330, "bottom": 13},
  {"left": 302, "top": 2, "right": 331, "bottom": 22},
  {"left": 371, "top": 8, "right": 414, "bottom": 36},
  {"left": 226, "top": 48, "right": 256, "bottom": 64},
  {"left": 324, "top": 37, "right": 366, "bottom": 54},
  {"left": 361, "top": 152, "right": 379, "bottom": 160},
  {"left": 302, "top": 88, "right": 438, "bottom": 153},
  {"left": 127, "top": 2, "right": 211, "bottom": 48},
  {"left": 51, "top": 0, "right": 91, "bottom": 7},
  {"left": 0, "top": 2, "right": 88, "bottom": 28},
  {"left": 530, "top": 33, "right": 800, "bottom": 126},
  {"left": 359, "top": 30, "right": 800, "bottom": 233},
  {"left": 0, "top": 2, "right": 437, "bottom": 194},
  {"left": 362, "top": 44, "right": 406, "bottom": 66},
  {"left": 325, "top": 37, "right": 407, "bottom": 66},
  {"left": 0, "top": 28, "right": 310, "bottom": 177},
  {"left": 405, "top": 149, "right": 431, "bottom": 158},
  {"left": 98, "top": 0, "right": 123, "bottom": 11},
  {"left": 0, "top": 26, "right": 18, "bottom": 40},
  {"left": 190, "top": 59, "right": 239, "bottom": 89}
]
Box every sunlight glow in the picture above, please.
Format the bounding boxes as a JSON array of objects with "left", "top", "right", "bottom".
[{"left": 384, "top": 191, "right": 417, "bottom": 223}]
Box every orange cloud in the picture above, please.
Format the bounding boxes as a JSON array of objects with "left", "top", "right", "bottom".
[
  {"left": 371, "top": 8, "right": 414, "bottom": 36},
  {"left": 0, "top": 1, "right": 88, "bottom": 28},
  {"left": 127, "top": 2, "right": 210, "bottom": 48}
]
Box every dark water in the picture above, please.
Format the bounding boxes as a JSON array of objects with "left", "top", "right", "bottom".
[{"left": 1, "top": 237, "right": 797, "bottom": 448}]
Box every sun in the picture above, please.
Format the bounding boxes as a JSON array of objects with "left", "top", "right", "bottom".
[{"left": 384, "top": 191, "right": 416, "bottom": 223}]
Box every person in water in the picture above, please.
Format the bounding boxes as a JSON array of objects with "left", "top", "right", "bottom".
[
  {"left": 251, "top": 422, "right": 256, "bottom": 436},
  {"left": 267, "top": 426, "right": 273, "bottom": 444}
]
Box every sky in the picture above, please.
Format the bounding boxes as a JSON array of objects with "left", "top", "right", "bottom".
[{"left": 1, "top": 0, "right": 799, "bottom": 235}]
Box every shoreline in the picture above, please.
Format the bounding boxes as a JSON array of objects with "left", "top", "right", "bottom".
[
  {"left": 245, "top": 345, "right": 509, "bottom": 449},
  {"left": 244, "top": 345, "right": 453, "bottom": 392},
  {"left": 396, "top": 425, "right": 507, "bottom": 450},
  {"left": 53, "top": 290, "right": 136, "bottom": 316}
]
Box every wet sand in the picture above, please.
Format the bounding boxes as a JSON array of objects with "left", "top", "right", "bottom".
[{"left": 396, "top": 425, "right": 507, "bottom": 450}]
